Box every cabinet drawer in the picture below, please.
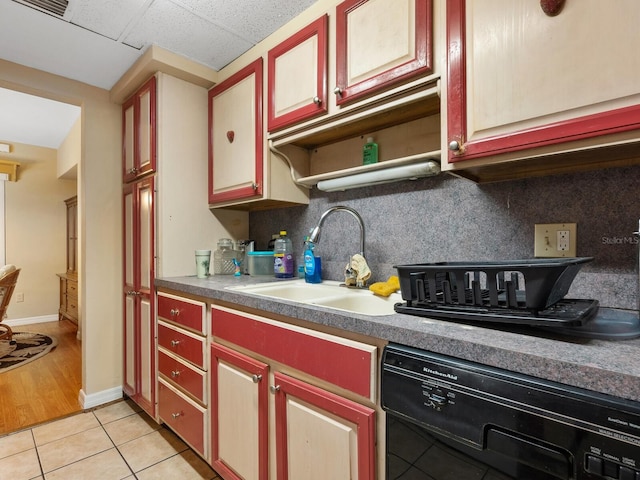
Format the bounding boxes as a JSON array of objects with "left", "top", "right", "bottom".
[
  {"left": 158, "top": 322, "right": 206, "bottom": 369},
  {"left": 157, "top": 293, "right": 206, "bottom": 334},
  {"left": 66, "top": 297, "right": 78, "bottom": 319},
  {"left": 67, "top": 280, "right": 78, "bottom": 297},
  {"left": 158, "top": 378, "right": 207, "bottom": 458},
  {"left": 211, "top": 305, "right": 377, "bottom": 402},
  {"left": 158, "top": 349, "right": 207, "bottom": 404}
]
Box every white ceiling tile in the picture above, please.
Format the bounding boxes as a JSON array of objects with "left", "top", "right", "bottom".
[
  {"left": 0, "top": 1, "right": 142, "bottom": 89},
  {"left": 178, "top": 0, "right": 318, "bottom": 43},
  {"left": 67, "top": 0, "right": 149, "bottom": 41},
  {"left": 124, "top": 0, "right": 253, "bottom": 70}
]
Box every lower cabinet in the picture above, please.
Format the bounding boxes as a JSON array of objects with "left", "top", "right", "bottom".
[
  {"left": 155, "top": 291, "right": 380, "bottom": 479},
  {"left": 156, "top": 292, "right": 209, "bottom": 459},
  {"left": 210, "top": 305, "right": 377, "bottom": 480}
]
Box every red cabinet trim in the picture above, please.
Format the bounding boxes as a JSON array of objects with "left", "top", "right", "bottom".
[
  {"left": 158, "top": 322, "right": 205, "bottom": 369},
  {"left": 274, "top": 372, "right": 376, "bottom": 480},
  {"left": 446, "top": 0, "right": 640, "bottom": 163},
  {"left": 208, "top": 58, "right": 264, "bottom": 204},
  {"left": 335, "top": 0, "right": 433, "bottom": 105},
  {"left": 267, "top": 15, "right": 328, "bottom": 131},
  {"left": 157, "top": 294, "right": 206, "bottom": 334},
  {"left": 158, "top": 380, "right": 205, "bottom": 456},
  {"left": 211, "top": 307, "right": 374, "bottom": 399},
  {"left": 211, "top": 343, "right": 269, "bottom": 480},
  {"left": 158, "top": 349, "right": 205, "bottom": 403},
  {"left": 122, "top": 76, "right": 156, "bottom": 182}
]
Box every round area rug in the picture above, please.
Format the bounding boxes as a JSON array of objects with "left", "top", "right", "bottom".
[{"left": 0, "top": 332, "right": 57, "bottom": 373}]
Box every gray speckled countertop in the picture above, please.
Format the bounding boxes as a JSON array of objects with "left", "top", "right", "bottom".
[{"left": 155, "top": 275, "right": 640, "bottom": 404}]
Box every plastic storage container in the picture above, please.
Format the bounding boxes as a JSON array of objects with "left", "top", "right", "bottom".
[
  {"left": 274, "top": 231, "right": 294, "bottom": 278},
  {"left": 247, "top": 251, "right": 275, "bottom": 276}
]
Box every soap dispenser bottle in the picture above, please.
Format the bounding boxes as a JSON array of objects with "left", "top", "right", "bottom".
[
  {"left": 304, "top": 238, "right": 322, "bottom": 283},
  {"left": 363, "top": 137, "right": 378, "bottom": 165}
]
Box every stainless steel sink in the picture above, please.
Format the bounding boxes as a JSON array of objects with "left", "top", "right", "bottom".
[{"left": 227, "top": 280, "right": 400, "bottom": 316}]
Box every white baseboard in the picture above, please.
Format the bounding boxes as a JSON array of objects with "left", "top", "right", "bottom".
[
  {"left": 79, "top": 386, "right": 123, "bottom": 409},
  {"left": 5, "top": 314, "right": 59, "bottom": 327}
]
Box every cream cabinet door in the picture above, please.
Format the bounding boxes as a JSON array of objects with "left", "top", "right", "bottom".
[
  {"left": 122, "top": 76, "right": 156, "bottom": 182},
  {"left": 211, "top": 343, "right": 269, "bottom": 480},
  {"left": 268, "top": 15, "right": 328, "bottom": 131},
  {"left": 334, "top": 0, "right": 433, "bottom": 105},
  {"left": 273, "top": 372, "right": 376, "bottom": 480},
  {"left": 446, "top": 0, "right": 640, "bottom": 164},
  {"left": 208, "top": 58, "right": 264, "bottom": 204}
]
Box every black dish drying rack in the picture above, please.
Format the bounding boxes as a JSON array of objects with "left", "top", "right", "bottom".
[{"left": 393, "top": 258, "right": 598, "bottom": 327}]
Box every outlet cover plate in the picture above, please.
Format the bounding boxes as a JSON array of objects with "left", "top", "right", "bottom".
[{"left": 534, "top": 223, "right": 577, "bottom": 258}]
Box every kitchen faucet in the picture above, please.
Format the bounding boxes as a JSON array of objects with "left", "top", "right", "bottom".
[{"left": 309, "top": 205, "right": 369, "bottom": 286}]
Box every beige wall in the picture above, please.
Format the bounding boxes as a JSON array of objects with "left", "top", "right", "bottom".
[
  {"left": 57, "top": 116, "right": 81, "bottom": 179},
  {"left": 3, "top": 142, "right": 76, "bottom": 319},
  {"left": 0, "top": 58, "right": 123, "bottom": 401}
]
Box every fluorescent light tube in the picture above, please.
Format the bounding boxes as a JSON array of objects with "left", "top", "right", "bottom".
[{"left": 316, "top": 161, "right": 440, "bottom": 192}]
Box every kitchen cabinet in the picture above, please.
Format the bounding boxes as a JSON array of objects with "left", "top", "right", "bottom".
[
  {"left": 208, "top": 59, "right": 264, "bottom": 205},
  {"left": 443, "top": 0, "right": 640, "bottom": 182},
  {"left": 210, "top": 305, "right": 377, "bottom": 480},
  {"left": 57, "top": 195, "right": 78, "bottom": 325},
  {"left": 123, "top": 176, "right": 155, "bottom": 418},
  {"left": 334, "top": 0, "right": 433, "bottom": 106},
  {"left": 157, "top": 292, "right": 209, "bottom": 458},
  {"left": 122, "top": 72, "right": 247, "bottom": 416},
  {"left": 267, "top": 15, "right": 328, "bottom": 132},
  {"left": 122, "top": 76, "right": 156, "bottom": 183},
  {"left": 267, "top": 0, "right": 440, "bottom": 192}
]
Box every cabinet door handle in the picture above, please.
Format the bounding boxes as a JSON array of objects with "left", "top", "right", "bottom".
[
  {"left": 171, "top": 412, "right": 182, "bottom": 419},
  {"left": 252, "top": 374, "right": 262, "bottom": 383},
  {"left": 269, "top": 385, "right": 280, "bottom": 394},
  {"left": 313, "top": 96, "right": 322, "bottom": 105},
  {"left": 170, "top": 308, "right": 180, "bottom": 317},
  {"left": 171, "top": 370, "right": 180, "bottom": 378},
  {"left": 448, "top": 140, "right": 463, "bottom": 152},
  {"left": 333, "top": 86, "right": 343, "bottom": 96},
  {"left": 170, "top": 339, "right": 181, "bottom": 347},
  {"left": 129, "top": 167, "right": 138, "bottom": 174},
  {"left": 252, "top": 182, "right": 259, "bottom": 191}
]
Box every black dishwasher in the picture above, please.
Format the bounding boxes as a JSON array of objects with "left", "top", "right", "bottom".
[{"left": 382, "top": 344, "right": 640, "bottom": 479}]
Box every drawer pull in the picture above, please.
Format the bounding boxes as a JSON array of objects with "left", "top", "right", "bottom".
[
  {"left": 269, "top": 385, "right": 280, "bottom": 394},
  {"left": 252, "top": 374, "right": 262, "bottom": 383},
  {"left": 171, "top": 370, "right": 180, "bottom": 378},
  {"left": 171, "top": 412, "right": 182, "bottom": 419},
  {"left": 170, "top": 340, "right": 181, "bottom": 347},
  {"left": 170, "top": 308, "right": 180, "bottom": 316}
]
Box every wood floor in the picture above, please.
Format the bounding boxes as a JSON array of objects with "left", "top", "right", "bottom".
[{"left": 0, "top": 320, "right": 82, "bottom": 435}]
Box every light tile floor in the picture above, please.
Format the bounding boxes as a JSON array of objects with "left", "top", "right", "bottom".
[{"left": 0, "top": 399, "right": 221, "bottom": 480}]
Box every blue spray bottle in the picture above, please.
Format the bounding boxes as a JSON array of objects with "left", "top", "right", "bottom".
[{"left": 304, "top": 238, "right": 322, "bottom": 283}]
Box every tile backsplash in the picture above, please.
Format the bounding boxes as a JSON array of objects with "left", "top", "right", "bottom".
[{"left": 250, "top": 165, "right": 640, "bottom": 310}]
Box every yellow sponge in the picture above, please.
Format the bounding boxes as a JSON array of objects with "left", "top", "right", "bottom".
[{"left": 369, "top": 275, "right": 400, "bottom": 297}]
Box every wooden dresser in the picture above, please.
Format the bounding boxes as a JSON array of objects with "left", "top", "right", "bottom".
[{"left": 58, "top": 196, "right": 78, "bottom": 324}]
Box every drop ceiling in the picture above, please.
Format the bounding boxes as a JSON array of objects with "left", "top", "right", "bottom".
[{"left": 0, "top": 0, "right": 318, "bottom": 149}]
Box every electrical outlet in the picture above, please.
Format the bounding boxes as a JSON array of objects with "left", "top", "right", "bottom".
[
  {"left": 534, "top": 223, "right": 577, "bottom": 258},
  {"left": 16, "top": 292, "right": 24, "bottom": 303}
]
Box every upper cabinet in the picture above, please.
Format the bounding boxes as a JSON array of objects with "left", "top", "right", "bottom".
[
  {"left": 443, "top": 0, "right": 640, "bottom": 182},
  {"left": 208, "top": 59, "right": 264, "bottom": 205},
  {"left": 334, "top": 0, "right": 433, "bottom": 106},
  {"left": 268, "top": 15, "right": 328, "bottom": 131},
  {"left": 123, "top": 76, "right": 157, "bottom": 183}
]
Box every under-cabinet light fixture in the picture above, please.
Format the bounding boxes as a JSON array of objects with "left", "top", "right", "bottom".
[{"left": 316, "top": 160, "right": 440, "bottom": 192}]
